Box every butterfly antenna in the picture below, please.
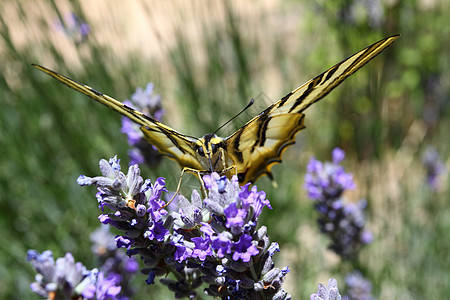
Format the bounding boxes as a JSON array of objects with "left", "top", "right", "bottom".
[{"left": 212, "top": 98, "right": 255, "bottom": 136}]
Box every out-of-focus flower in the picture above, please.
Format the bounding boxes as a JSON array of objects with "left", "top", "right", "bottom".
[
  {"left": 343, "top": 271, "right": 373, "bottom": 300},
  {"left": 54, "top": 12, "right": 90, "bottom": 44},
  {"left": 311, "top": 278, "right": 342, "bottom": 300},
  {"left": 337, "top": 0, "right": 385, "bottom": 28},
  {"left": 305, "top": 148, "right": 355, "bottom": 201},
  {"left": 27, "top": 250, "right": 86, "bottom": 298},
  {"left": 120, "top": 83, "right": 164, "bottom": 167},
  {"left": 422, "top": 146, "right": 446, "bottom": 191},
  {"left": 82, "top": 270, "right": 122, "bottom": 300},
  {"left": 304, "top": 148, "right": 372, "bottom": 260}
]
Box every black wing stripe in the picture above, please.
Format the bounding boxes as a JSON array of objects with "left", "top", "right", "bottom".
[
  {"left": 160, "top": 128, "right": 188, "bottom": 154},
  {"left": 232, "top": 129, "right": 245, "bottom": 163},
  {"left": 142, "top": 126, "right": 189, "bottom": 155},
  {"left": 288, "top": 80, "right": 315, "bottom": 113},
  {"left": 324, "top": 61, "right": 341, "bottom": 82},
  {"left": 252, "top": 115, "right": 270, "bottom": 151},
  {"left": 258, "top": 116, "right": 270, "bottom": 147},
  {"left": 277, "top": 92, "right": 293, "bottom": 108}
]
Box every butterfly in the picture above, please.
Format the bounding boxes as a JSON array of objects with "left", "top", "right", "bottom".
[{"left": 33, "top": 34, "right": 399, "bottom": 185}]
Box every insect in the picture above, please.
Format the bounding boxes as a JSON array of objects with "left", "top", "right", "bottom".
[{"left": 33, "top": 35, "right": 399, "bottom": 186}]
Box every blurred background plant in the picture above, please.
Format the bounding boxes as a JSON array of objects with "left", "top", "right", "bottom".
[{"left": 0, "top": 0, "right": 448, "bottom": 298}]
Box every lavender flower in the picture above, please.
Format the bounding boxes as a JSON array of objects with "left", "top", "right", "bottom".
[
  {"left": 27, "top": 250, "right": 121, "bottom": 299},
  {"left": 422, "top": 146, "right": 446, "bottom": 191},
  {"left": 82, "top": 270, "right": 122, "bottom": 300},
  {"left": 90, "top": 226, "right": 138, "bottom": 299},
  {"left": 54, "top": 12, "right": 90, "bottom": 44},
  {"left": 310, "top": 278, "right": 342, "bottom": 300},
  {"left": 304, "top": 148, "right": 372, "bottom": 260},
  {"left": 77, "top": 156, "right": 291, "bottom": 299},
  {"left": 343, "top": 271, "right": 373, "bottom": 300},
  {"left": 120, "top": 83, "right": 164, "bottom": 167}
]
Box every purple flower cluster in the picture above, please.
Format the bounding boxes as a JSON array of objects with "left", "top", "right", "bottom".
[
  {"left": 82, "top": 271, "right": 123, "bottom": 300},
  {"left": 342, "top": 271, "right": 373, "bottom": 300},
  {"left": 27, "top": 250, "right": 121, "bottom": 300},
  {"left": 120, "top": 83, "right": 164, "bottom": 167},
  {"left": 310, "top": 278, "right": 342, "bottom": 300},
  {"left": 54, "top": 12, "right": 90, "bottom": 45},
  {"left": 422, "top": 146, "right": 446, "bottom": 191},
  {"left": 76, "top": 156, "right": 291, "bottom": 299},
  {"left": 304, "top": 148, "right": 372, "bottom": 260}
]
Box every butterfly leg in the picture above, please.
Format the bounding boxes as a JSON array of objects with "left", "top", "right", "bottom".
[
  {"left": 218, "top": 148, "right": 238, "bottom": 179},
  {"left": 159, "top": 167, "right": 206, "bottom": 211},
  {"left": 181, "top": 167, "right": 207, "bottom": 198}
]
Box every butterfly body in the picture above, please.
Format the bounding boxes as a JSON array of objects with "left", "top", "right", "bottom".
[{"left": 33, "top": 34, "right": 399, "bottom": 185}]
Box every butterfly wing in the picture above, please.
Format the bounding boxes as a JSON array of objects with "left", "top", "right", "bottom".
[
  {"left": 32, "top": 64, "right": 203, "bottom": 171},
  {"left": 226, "top": 35, "right": 399, "bottom": 184}
]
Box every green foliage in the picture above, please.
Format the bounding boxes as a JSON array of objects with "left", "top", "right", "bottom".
[{"left": 0, "top": 1, "right": 448, "bottom": 299}]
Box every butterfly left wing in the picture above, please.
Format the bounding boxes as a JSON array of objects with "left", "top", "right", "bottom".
[
  {"left": 32, "top": 64, "right": 203, "bottom": 171},
  {"left": 226, "top": 35, "right": 399, "bottom": 184}
]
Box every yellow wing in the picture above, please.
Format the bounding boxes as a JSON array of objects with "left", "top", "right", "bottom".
[
  {"left": 226, "top": 35, "right": 399, "bottom": 184},
  {"left": 32, "top": 64, "right": 203, "bottom": 171}
]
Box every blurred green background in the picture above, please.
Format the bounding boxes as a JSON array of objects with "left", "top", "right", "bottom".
[{"left": 1, "top": 0, "right": 449, "bottom": 299}]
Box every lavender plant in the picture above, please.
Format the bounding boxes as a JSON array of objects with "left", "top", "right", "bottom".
[
  {"left": 72, "top": 156, "right": 290, "bottom": 299},
  {"left": 120, "top": 83, "right": 164, "bottom": 167},
  {"left": 304, "top": 148, "right": 372, "bottom": 261},
  {"left": 305, "top": 148, "right": 376, "bottom": 300}
]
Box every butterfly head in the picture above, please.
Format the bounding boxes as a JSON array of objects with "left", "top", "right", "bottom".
[{"left": 195, "top": 133, "right": 227, "bottom": 172}]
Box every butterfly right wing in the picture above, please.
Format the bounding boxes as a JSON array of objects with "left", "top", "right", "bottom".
[
  {"left": 225, "top": 35, "right": 400, "bottom": 184},
  {"left": 32, "top": 64, "right": 203, "bottom": 171}
]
